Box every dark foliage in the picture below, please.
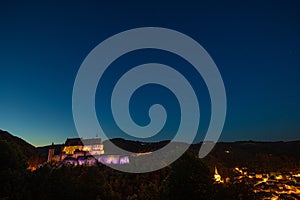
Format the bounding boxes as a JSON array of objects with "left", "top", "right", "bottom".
[
  {"left": 0, "top": 144, "right": 256, "bottom": 200},
  {"left": 5, "top": 131, "right": 295, "bottom": 200}
]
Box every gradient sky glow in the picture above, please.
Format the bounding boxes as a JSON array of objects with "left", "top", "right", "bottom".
[{"left": 1, "top": 0, "right": 300, "bottom": 146}]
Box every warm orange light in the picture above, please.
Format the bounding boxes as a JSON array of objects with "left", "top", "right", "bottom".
[{"left": 63, "top": 145, "right": 82, "bottom": 154}]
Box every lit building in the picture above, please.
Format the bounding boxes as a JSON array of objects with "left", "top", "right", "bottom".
[
  {"left": 47, "top": 138, "right": 130, "bottom": 165},
  {"left": 62, "top": 138, "right": 104, "bottom": 156},
  {"left": 48, "top": 138, "right": 104, "bottom": 162},
  {"left": 214, "top": 166, "right": 224, "bottom": 183}
]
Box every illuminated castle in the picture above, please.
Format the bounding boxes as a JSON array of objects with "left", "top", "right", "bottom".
[
  {"left": 47, "top": 138, "right": 129, "bottom": 165},
  {"left": 47, "top": 138, "right": 104, "bottom": 162}
]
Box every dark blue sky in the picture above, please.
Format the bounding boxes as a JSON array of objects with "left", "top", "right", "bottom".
[{"left": 0, "top": 0, "right": 299, "bottom": 146}]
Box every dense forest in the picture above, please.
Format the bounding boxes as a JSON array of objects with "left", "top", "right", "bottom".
[
  {"left": 0, "top": 135, "right": 254, "bottom": 200},
  {"left": 0, "top": 142, "right": 255, "bottom": 200},
  {"left": 1, "top": 130, "right": 300, "bottom": 200}
]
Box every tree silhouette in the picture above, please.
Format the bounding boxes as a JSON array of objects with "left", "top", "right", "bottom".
[{"left": 160, "top": 152, "right": 213, "bottom": 200}]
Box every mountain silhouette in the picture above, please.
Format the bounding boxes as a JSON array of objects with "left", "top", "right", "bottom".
[{"left": 0, "top": 129, "right": 38, "bottom": 165}]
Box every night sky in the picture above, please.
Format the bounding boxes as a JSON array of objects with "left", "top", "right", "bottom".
[{"left": 1, "top": 0, "right": 300, "bottom": 146}]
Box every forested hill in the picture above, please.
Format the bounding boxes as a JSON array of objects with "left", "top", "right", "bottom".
[{"left": 0, "top": 129, "right": 38, "bottom": 166}]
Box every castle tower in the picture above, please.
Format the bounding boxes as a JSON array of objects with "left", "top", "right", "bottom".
[{"left": 47, "top": 142, "right": 55, "bottom": 162}]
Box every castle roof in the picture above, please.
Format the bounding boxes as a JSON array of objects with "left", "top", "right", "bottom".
[
  {"left": 65, "top": 138, "right": 83, "bottom": 146},
  {"left": 64, "top": 138, "right": 102, "bottom": 146},
  {"left": 82, "top": 138, "right": 102, "bottom": 145}
]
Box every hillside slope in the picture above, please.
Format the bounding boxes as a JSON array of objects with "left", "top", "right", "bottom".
[{"left": 0, "top": 129, "right": 38, "bottom": 166}]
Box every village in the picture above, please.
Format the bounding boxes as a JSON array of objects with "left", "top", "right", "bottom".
[{"left": 214, "top": 166, "right": 300, "bottom": 199}]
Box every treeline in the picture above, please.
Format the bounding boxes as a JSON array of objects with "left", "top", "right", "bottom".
[{"left": 0, "top": 140, "right": 256, "bottom": 200}]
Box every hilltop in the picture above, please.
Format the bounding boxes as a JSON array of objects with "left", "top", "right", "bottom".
[{"left": 0, "top": 129, "right": 38, "bottom": 164}]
